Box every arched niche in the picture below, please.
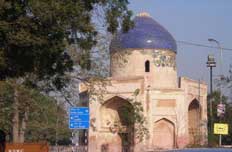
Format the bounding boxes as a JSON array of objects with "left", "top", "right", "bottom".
[
  {"left": 153, "top": 118, "right": 175, "bottom": 149},
  {"left": 100, "top": 96, "right": 134, "bottom": 152},
  {"left": 188, "top": 99, "right": 201, "bottom": 145},
  {"left": 145, "top": 60, "right": 150, "bottom": 72}
]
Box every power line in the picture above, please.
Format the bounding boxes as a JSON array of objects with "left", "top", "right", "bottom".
[{"left": 177, "top": 40, "right": 232, "bottom": 51}]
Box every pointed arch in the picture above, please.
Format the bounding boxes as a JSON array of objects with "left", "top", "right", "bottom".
[
  {"left": 153, "top": 118, "right": 175, "bottom": 149},
  {"left": 155, "top": 118, "right": 175, "bottom": 124},
  {"left": 99, "top": 96, "right": 134, "bottom": 152},
  {"left": 103, "top": 95, "right": 129, "bottom": 105},
  {"left": 188, "top": 98, "right": 201, "bottom": 145},
  {"left": 100, "top": 96, "right": 134, "bottom": 127}
]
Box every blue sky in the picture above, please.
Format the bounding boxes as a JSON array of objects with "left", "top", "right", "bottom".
[{"left": 128, "top": 0, "right": 232, "bottom": 91}]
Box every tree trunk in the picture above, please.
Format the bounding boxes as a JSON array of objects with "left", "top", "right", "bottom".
[
  {"left": 12, "top": 87, "right": 19, "bottom": 143},
  {"left": 19, "top": 107, "right": 29, "bottom": 143}
]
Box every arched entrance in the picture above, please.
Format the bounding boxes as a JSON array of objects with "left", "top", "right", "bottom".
[
  {"left": 100, "top": 96, "right": 134, "bottom": 152},
  {"left": 153, "top": 118, "right": 175, "bottom": 149},
  {"left": 188, "top": 99, "right": 201, "bottom": 145}
]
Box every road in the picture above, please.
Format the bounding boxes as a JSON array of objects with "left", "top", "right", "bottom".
[{"left": 167, "top": 148, "right": 232, "bottom": 152}]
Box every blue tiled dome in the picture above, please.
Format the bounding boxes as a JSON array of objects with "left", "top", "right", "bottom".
[{"left": 110, "top": 13, "right": 177, "bottom": 53}]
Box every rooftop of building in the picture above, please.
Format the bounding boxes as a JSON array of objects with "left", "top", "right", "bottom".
[{"left": 110, "top": 12, "right": 177, "bottom": 53}]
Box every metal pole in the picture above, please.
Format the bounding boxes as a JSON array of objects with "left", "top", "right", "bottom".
[
  {"left": 210, "top": 66, "right": 213, "bottom": 139},
  {"left": 208, "top": 38, "right": 223, "bottom": 147},
  {"left": 210, "top": 67, "right": 213, "bottom": 94},
  {"left": 217, "top": 41, "right": 223, "bottom": 147},
  {"left": 219, "top": 42, "right": 223, "bottom": 147},
  {"left": 207, "top": 54, "right": 216, "bottom": 145},
  {"left": 219, "top": 134, "right": 222, "bottom": 147}
]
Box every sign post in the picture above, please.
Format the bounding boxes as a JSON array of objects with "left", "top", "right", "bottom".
[
  {"left": 214, "top": 123, "right": 229, "bottom": 147},
  {"left": 217, "top": 104, "right": 225, "bottom": 117},
  {"left": 69, "top": 107, "right": 89, "bottom": 129},
  {"left": 69, "top": 107, "right": 89, "bottom": 152},
  {"left": 216, "top": 103, "right": 226, "bottom": 146},
  {"left": 214, "top": 123, "right": 228, "bottom": 135}
]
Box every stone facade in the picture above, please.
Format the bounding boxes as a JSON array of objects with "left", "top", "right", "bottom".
[{"left": 79, "top": 13, "right": 208, "bottom": 152}]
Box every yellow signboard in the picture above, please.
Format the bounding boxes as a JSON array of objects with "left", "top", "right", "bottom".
[{"left": 214, "top": 123, "right": 229, "bottom": 135}]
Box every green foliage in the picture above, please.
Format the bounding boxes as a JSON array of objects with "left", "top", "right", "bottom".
[
  {"left": 0, "top": 80, "right": 71, "bottom": 144},
  {"left": 131, "top": 101, "right": 149, "bottom": 142},
  {"left": 207, "top": 91, "right": 227, "bottom": 125},
  {"left": 0, "top": 81, "right": 14, "bottom": 133},
  {"left": 223, "top": 103, "right": 232, "bottom": 144},
  {"left": 125, "top": 89, "right": 149, "bottom": 142},
  {"left": 0, "top": 0, "right": 133, "bottom": 87},
  {"left": 207, "top": 91, "right": 232, "bottom": 146},
  {"left": 0, "top": 0, "right": 133, "bottom": 144},
  {"left": 25, "top": 91, "right": 71, "bottom": 145}
]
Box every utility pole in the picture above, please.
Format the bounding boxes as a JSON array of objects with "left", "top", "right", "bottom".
[
  {"left": 208, "top": 38, "right": 223, "bottom": 147},
  {"left": 206, "top": 54, "right": 216, "bottom": 144}
]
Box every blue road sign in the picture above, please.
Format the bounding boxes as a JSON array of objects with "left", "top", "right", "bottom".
[{"left": 69, "top": 107, "right": 89, "bottom": 129}]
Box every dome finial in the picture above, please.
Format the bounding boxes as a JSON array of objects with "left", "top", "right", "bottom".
[{"left": 137, "top": 12, "right": 151, "bottom": 17}]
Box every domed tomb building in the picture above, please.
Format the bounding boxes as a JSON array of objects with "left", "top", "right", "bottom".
[{"left": 79, "top": 12, "right": 208, "bottom": 151}]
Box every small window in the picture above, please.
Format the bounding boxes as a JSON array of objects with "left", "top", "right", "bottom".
[{"left": 145, "top": 60, "right": 150, "bottom": 72}]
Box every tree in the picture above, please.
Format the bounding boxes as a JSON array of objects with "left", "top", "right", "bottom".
[
  {"left": 0, "top": 81, "right": 14, "bottom": 133},
  {"left": 207, "top": 91, "right": 232, "bottom": 146},
  {"left": 0, "top": 0, "right": 133, "bottom": 143},
  {"left": 208, "top": 64, "right": 232, "bottom": 146},
  {"left": 0, "top": 0, "right": 133, "bottom": 82},
  {"left": 25, "top": 90, "right": 71, "bottom": 145},
  {"left": 0, "top": 80, "right": 71, "bottom": 144}
]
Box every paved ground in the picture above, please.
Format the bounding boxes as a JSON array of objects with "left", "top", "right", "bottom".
[{"left": 166, "top": 148, "right": 232, "bottom": 152}]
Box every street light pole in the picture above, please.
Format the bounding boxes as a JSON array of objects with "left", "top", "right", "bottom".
[
  {"left": 208, "top": 38, "right": 223, "bottom": 147},
  {"left": 206, "top": 54, "right": 216, "bottom": 145}
]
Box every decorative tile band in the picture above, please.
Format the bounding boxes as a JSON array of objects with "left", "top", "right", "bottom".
[{"left": 141, "top": 49, "right": 176, "bottom": 70}]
